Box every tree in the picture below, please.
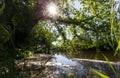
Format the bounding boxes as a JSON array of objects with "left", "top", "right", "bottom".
[
  {"left": 31, "top": 21, "right": 55, "bottom": 54},
  {"left": 0, "top": 0, "right": 36, "bottom": 77},
  {"left": 37, "top": 0, "right": 119, "bottom": 52}
]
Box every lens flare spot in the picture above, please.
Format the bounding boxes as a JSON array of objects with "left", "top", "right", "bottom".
[{"left": 47, "top": 3, "right": 57, "bottom": 15}]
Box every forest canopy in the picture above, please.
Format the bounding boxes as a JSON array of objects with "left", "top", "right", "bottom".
[
  {"left": 35, "top": 0, "right": 120, "bottom": 52},
  {"left": 0, "top": 0, "right": 120, "bottom": 77}
]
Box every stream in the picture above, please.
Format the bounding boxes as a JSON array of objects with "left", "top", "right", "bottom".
[
  {"left": 49, "top": 54, "right": 120, "bottom": 78},
  {"left": 17, "top": 53, "right": 120, "bottom": 78}
]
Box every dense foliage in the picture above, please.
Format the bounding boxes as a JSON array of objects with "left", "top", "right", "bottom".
[
  {"left": 0, "top": 0, "right": 120, "bottom": 77},
  {"left": 35, "top": 0, "right": 120, "bottom": 52}
]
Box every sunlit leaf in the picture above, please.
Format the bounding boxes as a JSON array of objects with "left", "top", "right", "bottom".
[
  {"left": 115, "top": 40, "right": 120, "bottom": 56},
  {"left": 92, "top": 69, "right": 110, "bottom": 78},
  {"left": 102, "top": 54, "right": 116, "bottom": 74}
]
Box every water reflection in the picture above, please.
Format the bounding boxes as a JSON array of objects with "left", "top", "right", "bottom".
[
  {"left": 50, "top": 54, "right": 120, "bottom": 78},
  {"left": 52, "top": 54, "right": 77, "bottom": 66}
]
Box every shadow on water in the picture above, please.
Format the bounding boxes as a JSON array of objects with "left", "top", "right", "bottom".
[{"left": 50, "top": 53, "right": 120, "bottom": 78}]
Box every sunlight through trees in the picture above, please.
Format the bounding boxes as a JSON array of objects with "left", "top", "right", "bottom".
[{"left": 0, "top": 0, "right": 120, "bottom": 77}]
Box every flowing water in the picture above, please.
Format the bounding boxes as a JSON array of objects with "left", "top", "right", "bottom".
[
  {"left": 50, "top": 53, "right": 120, "bottom": 78},
  {"left": 18, "top": 53, "right": 120, "bottom": 78}
]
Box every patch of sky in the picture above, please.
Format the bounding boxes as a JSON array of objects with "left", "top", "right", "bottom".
[
  {"left": 113, "top": 1, "right": 120, "bottom": 12},
  {"left": 52, "top": 36, "right": 62, "bottom": 45},
  {"left": 68, "top": 0, "right": 83, "bottom": 10},
  {"left": 111, "top": 0, "right": 120, "bottom": 19},
  {"left": 52, "top": 41, "right": 59, "bottom": 45},
  {"left": 74, "top": 0, "right": 83, "bottom": 10},
  {"left": 57, "top": 36, "right": 62, "bottom": 40},
  {"left": 117, "top": 13, "right": 120, "bottom": 19},
  {"left": 66, "top": 27, "right": 73, "bottom": 40},
  {"left": 115, "top": 0, "right": 120, "bottom": 2}
]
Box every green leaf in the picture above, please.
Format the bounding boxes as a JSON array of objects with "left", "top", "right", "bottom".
[
  {"left": 115, "top": 40, "right": 120, "bottom": 56},
  {"left": 102, "top": 54, "right": 116, "bottom": 74},
  {"left": 0, "top": 3, "right": 5, "bottom": 15},
  {"left": 92, "top": 69, "right": 110, "bottom": 78}
]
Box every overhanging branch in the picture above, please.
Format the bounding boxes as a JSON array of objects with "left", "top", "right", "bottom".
[{"left": 35, "top": 15, "right": 98, "bottom": 32}]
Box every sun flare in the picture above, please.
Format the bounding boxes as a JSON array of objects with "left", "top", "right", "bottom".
[{"left": 47, "top": 3, "right": 57, "bottom": 16}]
